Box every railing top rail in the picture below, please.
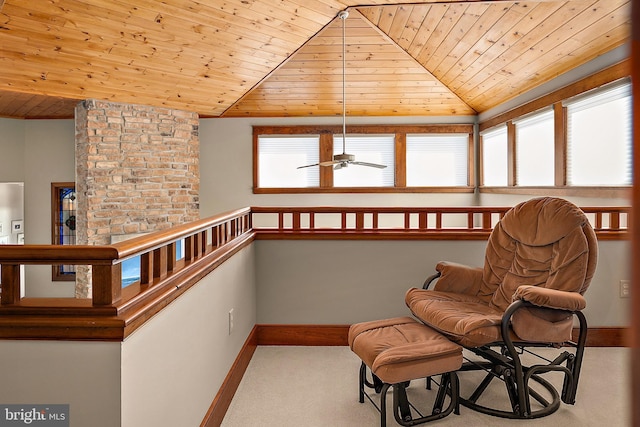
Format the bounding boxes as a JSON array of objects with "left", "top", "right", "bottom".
[
  {"left": 0, "top": 207, "right": 251, "bottom": 265},
  {"left": 0, "top": 245, "right": 119, "bottom": 264},
  {"left": 250, "top": 206, "right": 512, "bottom": 213},
  {"left": 251, "top": 205, "right": 630, "bottom": 212},
  {"left": 112, "top": 207, "right": 251, "bottom": 259}
]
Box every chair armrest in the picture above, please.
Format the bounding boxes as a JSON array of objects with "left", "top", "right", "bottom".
[
  {"left": 428, "top": 261, "right": 483, "bottom": 296},
  {"left": 512, "top": 285, "right": 586, "bottom": 311}
]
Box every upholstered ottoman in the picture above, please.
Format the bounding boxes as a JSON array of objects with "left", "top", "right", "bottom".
[{"left": 349, "top": 317, "right": 463, "bottom": 427}]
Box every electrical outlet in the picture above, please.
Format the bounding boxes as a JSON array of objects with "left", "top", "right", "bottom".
[
  {"left": 619, "top": 280, "right": 630, "bottom": 298},
  {"left": 228, "top": 308, "right": 234, "bottom": 335}
]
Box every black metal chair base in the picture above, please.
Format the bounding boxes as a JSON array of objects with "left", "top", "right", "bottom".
[
  {"left": 456, "top": 344, "right": 580, "bottom": 419},
  {"left": 457, "top": 370, "right": 561, "bottom": 419},
  {"left": 358, "top": 362, "right": 460, "bottom": 427}
]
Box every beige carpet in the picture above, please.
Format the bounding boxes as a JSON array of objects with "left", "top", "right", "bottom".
[{"left": 221, "top": 346, "right": 630, "bottom": 427}]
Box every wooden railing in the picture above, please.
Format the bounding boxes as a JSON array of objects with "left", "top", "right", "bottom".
[
  {"left": 251, "top": 206, "right": 629, "bottom": 240},
  {"left": 0, "top": 205, "right": 628, "bottom": 340},
  {"left": 0, "top": 208, "right": 253, "bottom": 339}
]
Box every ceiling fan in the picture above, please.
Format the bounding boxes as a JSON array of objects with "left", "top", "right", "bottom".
[{"left": 298, "top": 10, "right": 387, "bottom": 171}]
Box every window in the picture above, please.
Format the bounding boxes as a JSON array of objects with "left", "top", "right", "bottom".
[
  {"left": 332, "top": 134, "right": 394, "bottom": 187},
  {"left": 566, "top": 82, "right": 632, "bottom": 186},
  {"left": 406, "top": 134, "right": 468, "bottom": 186},
  {"left": 476, "top": 64, "right": 629, "bottom": 197},
  {"left": 253, "top": 125, "right": 475, "bottom": 192},
  {"left": 514, "top": 109, "right": 554, "bottom": 186},
  {"left": 480, "top": 126, "right": 508, "bottom": 186},
  {"left": 257, "top": 135, "right": 320, "bottom": 188},
  {"left": 51, "top": 182, "right": 76, "bottom": 281}
]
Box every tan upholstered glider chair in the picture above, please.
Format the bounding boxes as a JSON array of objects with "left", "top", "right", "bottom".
[{"left": 406, "top": 197, "right": 597, "bottom": 419}]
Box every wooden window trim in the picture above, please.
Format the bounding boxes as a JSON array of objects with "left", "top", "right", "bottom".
[
  {"left": 253, "top": 124, "right": 475, "bottom": 194},
  {"left": 479, "top": 59, "right": 630, "bottom": 132},
  {"left": 478, "top": 60, "right": 631, "bottom": 198}
]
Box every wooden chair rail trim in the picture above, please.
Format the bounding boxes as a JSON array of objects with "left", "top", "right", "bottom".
[{"left": 0, "top": 205, "right": 629, "bottom": 341}]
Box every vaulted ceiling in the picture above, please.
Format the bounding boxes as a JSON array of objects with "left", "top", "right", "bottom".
[{"left": 0, "top": 0, "right": 631, "bottom": 119}]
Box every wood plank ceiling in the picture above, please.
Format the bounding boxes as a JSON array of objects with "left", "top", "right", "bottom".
[{"left": 0, "top": 0, "right": 630, "bottom": 119}]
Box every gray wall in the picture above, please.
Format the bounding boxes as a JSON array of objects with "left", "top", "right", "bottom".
[
  {"left": 0, "top": 340, "right": 121, "bottom": 427},
  {"left": 0, "top": 118, "right": 76, "bottom": 296},
  {"left": 122, "top": 245, "right": 256, "bottom": 427},
  {"left": 255, "top": 239, "right": 630, "bottom": 327}
]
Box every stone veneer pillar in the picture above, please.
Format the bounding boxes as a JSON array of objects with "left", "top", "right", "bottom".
[{"left": 74, "top": 99, "right": 200, "bottom": 298}]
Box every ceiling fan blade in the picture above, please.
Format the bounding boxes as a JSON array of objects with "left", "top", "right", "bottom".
[
  {"left": 334, "top": 162, "right": 347, "bottom": 170},
  {"left": 350, "top": 161, "right": 387, "bottom": 169},
  {"left": 319, "top": 160, "right": 340, "bottom": 167},
  {"left": 296, "top": 163, "right": 320, "bottom": 169}
]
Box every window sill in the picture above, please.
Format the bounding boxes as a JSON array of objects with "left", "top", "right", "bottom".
[
  {"left": 253, "top": 187, "right": 475, "bottom": 194},
  {"left": 479, "top": 186, "right": 631, "bottom": 199}
]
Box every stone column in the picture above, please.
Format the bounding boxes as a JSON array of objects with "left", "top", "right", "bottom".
[{"left": 74, "top": 99, "right": 200, "bottom": 298}]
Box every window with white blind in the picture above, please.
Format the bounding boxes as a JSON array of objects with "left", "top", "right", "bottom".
[
  {"left": 253, "top": 124, "right": 474, "bottom": 192},
  {"left": 566, "top": 82, "right": 632, "bottom": 186},
  {"left": 332, "top": 134, "right": 395, "bottom": 187},
  {"left": 515, "top": 109, "right": 555, "bottom": 186},
  {"left": 257, "top": 135, "right": 320, "bottom": 188},
  {"left": 480, "top": 126, "right": 508, "bottom": 186},
  {"left": 406, "top": 134, "right": 468, "bottom": 186}
]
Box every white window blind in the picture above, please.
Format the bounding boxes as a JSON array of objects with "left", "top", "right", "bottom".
[
  {"left": 406, "top": 134, "right": 468, "bottom": 186},
  {"left": 566, "top": 82, "right": 632, "bottom": 186},
  {"left": 515, "top": 109, "right": 554, "bottom": 186},
  {"left": 333, "top": 134, "right": 395, "bottom": 187},
  {"left": 257, "top": 135, "right": 320, "bottom": 188},
  {"left": 480, "top": 126, "right": 508, "bottom": 186}
]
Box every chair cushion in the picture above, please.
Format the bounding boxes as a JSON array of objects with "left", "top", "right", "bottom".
[
  {"left": 480, "top": 197, "right": 594, "bottom": 312},
  {"left": 405, "top": 289, "right": 503, "bottom": 347},
  {"left": 349, "top": 316, "right": 462, "bottom": 384}
]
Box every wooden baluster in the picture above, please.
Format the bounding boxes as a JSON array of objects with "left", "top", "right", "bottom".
[
  {"left": 293, "top": 211, "right": 301, "bottom": 231},
  {"left": 436, "top": 212, "right": 442, "bottom": 230},
  {"left": 231, "top": 219, "right": 238, "bottom": 238},
  {"left": 212, "top": 226, "right": 220, "bottom": 249},
  {"left": 0, "top": 263, "right": 21, "bottom": 305},
  {"left": 185, "top": 235, "right": 194, "bottom": 261},
  {"left": 595, "top": 212, "right": 603, "bottom": 231},
  {"left": 419, "top": 212, "right": 427, "bottom": 230},
  {"left": 310, "top": 212, "right": 315, "bottom": 230},
  {"left": 92, "top": 264, "right": 122, "bottom": 306},
  {"left": 404, "top": 212, "right": 411, "bottom": 229},
  {"left": 482, "top": 212, "right": 492, "bottom": 231},
  {"left": 611, "top": 212, "right": 620, "bottom": 231},
  {"left": 356, "top": 212, "right": 365, "bottom": 230},
  {"left": 153, "top": 247, "right": 168, "bottom": 279},
  {"left": 467, "top": 212, "right": 474, "bottom": 229},
  {"left": 167, "top": 242, "right": 176, "bottom": 272},
  {"left": 140, "top": 252, "right": 153, "bottom": 285}
]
